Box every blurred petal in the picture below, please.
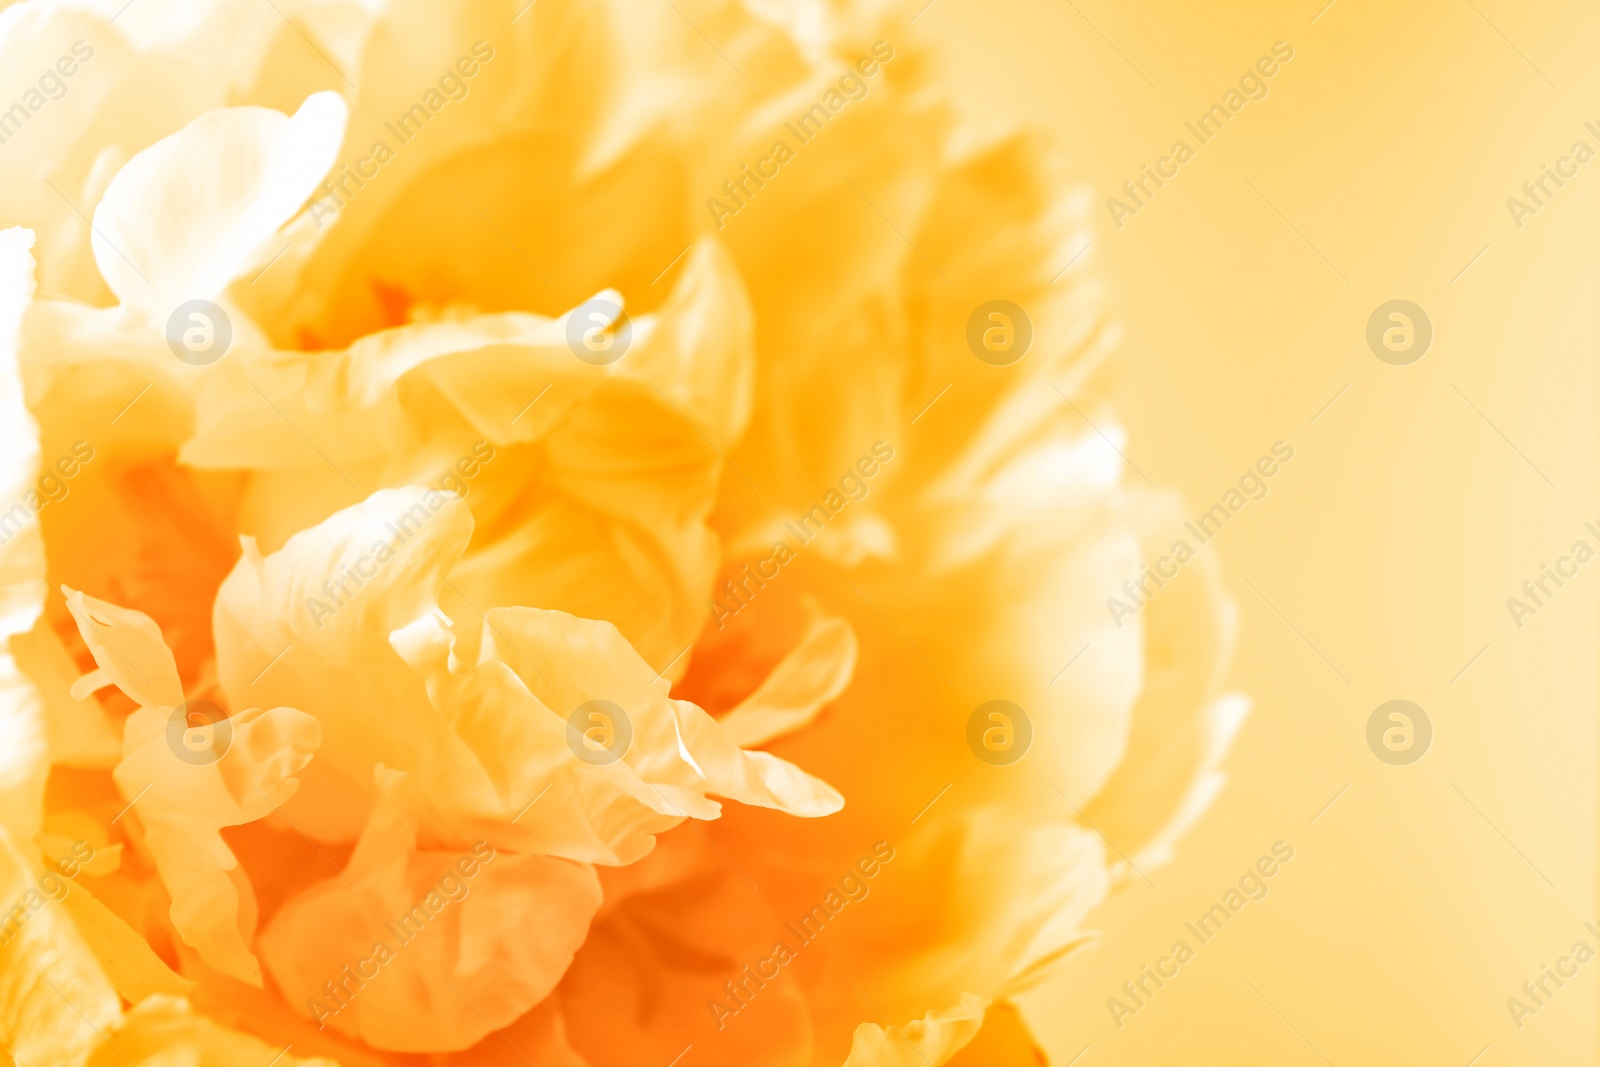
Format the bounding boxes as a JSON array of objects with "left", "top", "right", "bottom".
[
  {"left": 841, "top": 993, "right": 987, "bottom": 1067},
  {"left": 11, "top": 620, "right": 121, "bottom": 769},
  {"left": 0, "top": 228, "right": 51, "bottom": 851},
  {"left": 944, "top": 1001, "right": 1050, "bottom": 1067},
  {"left": 91, "top": 994, "right": 341, "bottom": 1067},
  {"left": 1082, "top": 515, "right": 1246, "bottom": 872}
]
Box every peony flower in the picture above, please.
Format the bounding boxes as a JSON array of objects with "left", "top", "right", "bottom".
[{"left": 0, "top": 0, "right": 1244, "bottom": 1064}]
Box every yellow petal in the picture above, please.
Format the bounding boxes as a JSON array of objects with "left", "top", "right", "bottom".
[
  {"left": 59, "top": 588, "right": 183, "bottom": 711},
  {"left": 212, "top": 487, "right": 505, "bottom": 838},
  {"left": 1082, "top": 520, "right": 1247, "bottom": 873},
  {"left": 842, "top": 810, "right": 1107, "bottom": 1016},
  {"left": 216, "top": 486, "right": 840, "bottom": 871},
  {"left": 58, "top": 883, "right": 196, "bottom": 1003},
  {"left": 59, "top": 591, "right": 322, "bottom": 987},
  {"left": 717, "top": 609, "right": 857, "bottom": 748},
  {"left": 841, "top": 993, "right": 987, "bottom": 1067},
  {"left": 112, "top": 701, "right": 320, "bottom": 986},
  {"left": 0, "top": 819, "right": 119, "bottom": 1067},
  {"left": 10, "top": 621, "right": 120, "bottom": 769},
  {"left": 482, "top": 606, "right": 843, "bottom": 818},
  {"left": 90, "top": 995, "right": 341, "bottom": 1067},
  {"left": 260, "top": 767, "right": 601, "bottom": 1052},
  {"left": 394, "top": 610, "right": 686, "bottom": 864},
  {"left": 190, "top": 240, "right": 753, "bottom": 673}
]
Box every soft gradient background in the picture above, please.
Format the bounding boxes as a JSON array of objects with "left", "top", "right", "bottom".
[{"left": 929, "top": 0, "right": 1597, "bottom": 1063}]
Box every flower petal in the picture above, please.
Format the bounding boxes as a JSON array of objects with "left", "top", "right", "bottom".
[
  {"left": 214, "top": 486, "right": 836, "bottom": 874},
  {"left": 716, "top": 610, "right": 856, "bottom": 748},
  {"left": 91, "top": 92, "right": 346, "bottom": 321},
  {"left": 481, "top": 606, "right": 842, "bottom": 819},
  {"left": 260, "top": 767, "right": 602, "bottom": 1052},
  {"left": 188, "top": 239, "right": 752, "bottom": 673},
  {"left": 841, "top": 993, "right": 987, "bottom": 1067},
  {"left": 838, "top": 810, "right": 1108, "bottom": 1019},
  {"left": 61, "top": 587, "right": 183, "bottom": 710},
  {"left": 112, "top": 700, "right": 320, "bottom": 986},
  {"left": 90, "top": 994, "right": 342, "bottom": 1067},
  {"left": 61, "top": 591, "right": 321, "bottom": 986},
  {"left": 57, "top": 881, "right": 196, "bottom": 1003},
  {"left": 0, "top": 819, "right": 120, "bottom": 1067},
  {"left": 11, "top": 620, "right": 121, "bottom": 769},
  {"left": 393, "top": 609, "right": 686, "bottom": 865},
  {"left": 213, "top": 487, "right": 504, "bottom": 840},
  {"left": 1081, "top": 520, "right": 1247, "bottom": 872}
]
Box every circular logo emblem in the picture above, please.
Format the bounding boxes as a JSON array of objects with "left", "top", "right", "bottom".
[
  {"left": 966, "top": 300, "right": 1032, "bottom": 366},
  {"left": 566, "top": 298, "right": 632, "bottom": 366},
  {"left": 966, "top": 700, "right": 1032, "bottom": 766},
  {"left": 165, "top": 299, "right": 233, "bottom": 366},
  {"left": 566, "top": 699, "right": 632, "bottom": 765},
  {"left": 166, "top": 699, "right": 232, "bottom": 765},
  {"left": 1365, "top": 300, "right": 1431, "bottom": 366},
  {"left": 1366, "top": 700, "right": 1431, "bottom": 765}
]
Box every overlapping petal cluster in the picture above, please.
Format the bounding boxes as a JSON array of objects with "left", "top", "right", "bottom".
[{"left": 0, "top": 0, "right": 1243, "bottom": 1063}]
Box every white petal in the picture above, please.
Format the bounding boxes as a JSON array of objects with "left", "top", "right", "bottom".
[
  {"left": 91, "top": 92, "right": 346, "bottom": 320},
  {"left": 0, "top": 229, "right": 52, "bottom": 848}
]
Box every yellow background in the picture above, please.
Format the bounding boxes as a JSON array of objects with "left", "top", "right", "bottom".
[{"left": 931, "top": 0, "right": 1597, "bottom": 1063}]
